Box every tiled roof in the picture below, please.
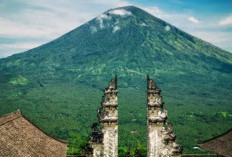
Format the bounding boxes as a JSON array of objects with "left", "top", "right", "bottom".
[
  {"left": 198, "top": 128, "right": 232, "bottom": 157},
  {"left": 0, "top": 110, "right": 68, "bottom": 157}
]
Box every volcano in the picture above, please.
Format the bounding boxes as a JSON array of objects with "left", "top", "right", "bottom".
[{"left": 0, "top": 6, "right": 232, "bottom": 154}]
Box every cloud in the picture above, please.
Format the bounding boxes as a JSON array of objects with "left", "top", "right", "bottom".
[
  {"left": 0, "top": 3, "right": 93, "bottom": 39},
  {"left": 219, "top": 14, "right": 232, "bottom": 25},
  {"left": 189, "top": 30, "right": 232, "bottom": 52},
  {"left": 165, "top": 25, "right": 171, "bottom": 31},
  {"left": 188, "top": 17, "right": 200, "bottom": 24},
  {"left": 0, "top": 42, "right": 42, "bottom": 58},
  {"left": 0, "top": 43, "right": 41, "bottom": 49},
  {"left": 90, "top": 26, "right": 98, "bottom": 33},
  {"left": 0, "top": 0, "right": 131, "bottom": 58},
  {"left": 96, "top": 14, "right": 112, "bottom": 28},
  {"left": 133, "top": 5, "right": 232, "bottom": 52},
  {"left": 144, "top": 6, "right": 165, "bottom": 19},
  {"left": 0, "top": 0, "right": 231, "bottom": 58},
  {"left": 143, "top": 6, "right": 188, "bottom": 27},
  {"left": 113, "top": 26, "right": 120, "bottom": 33},
  {"left": 108, "top": 9, "right": 132, "bottom": 16}
]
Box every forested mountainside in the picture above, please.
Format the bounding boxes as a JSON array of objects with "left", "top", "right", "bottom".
[{"left": 0, "top": 6, "right": 232, "bottom": 155}]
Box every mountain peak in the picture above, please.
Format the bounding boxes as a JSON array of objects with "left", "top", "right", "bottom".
[
  {"left": 105, "top": 5, "right": 152, "bottom": 18},
  {"left": 108, "top": 5, "right": 140, "bottom": 11},
  {"left": 89, "top": 6, "right": 136, "bottom": 33},
  {"left": 99, "top": 6, "right": 133, "bottom": 19},
  {"left": 85, "top": 5, "right": 171, "bottom": 35},
  {"left": 0, "top": 5, "right": 232, "bottom": 154}
]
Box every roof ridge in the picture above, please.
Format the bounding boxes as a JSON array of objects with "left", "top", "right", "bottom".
[
  {"left": 0, "top": 109, "right": 22, "bottom": 126},
  {"left": 0, "top": 110, "right": 68, "bottom": 144},
  {"left": 198, "top": 128, "right": 232, "bottom": 144},
  {"left": 21, "top": 114, "right": 69, "bottom": 144}
]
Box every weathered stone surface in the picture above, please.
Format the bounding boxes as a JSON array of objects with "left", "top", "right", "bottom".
[
  {"left": 92, "top": 144, "right": 104, "bottom": 157},
  {"left": 89, "top": 75, "right": 118, "bottom": 157},
  {"left": 102, "top": 125, "right": 118, "bottom": 157},
  {"left": 88, "top": 75, "right": 182, "bottom": 157},
  {"left": 147, "top": 75, "right": 182, "bottom": 157}
]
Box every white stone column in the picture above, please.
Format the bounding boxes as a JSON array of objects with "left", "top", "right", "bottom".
[
  {"left": 99, "top": 75, "right": 118, "bottom": 157},
  {"left": 102, "top": 124, "right": 118, "bottom": 157},
  {"left": 92, "top": 144, "right": 104, "bottom": 157},
  {"left": 147, "top": 75, "right": 182, "bottom": 157},
  {"left": 147, "top": 124, "right": 164, "bottom": 157}
]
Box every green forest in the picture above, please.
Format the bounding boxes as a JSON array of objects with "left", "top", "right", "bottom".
[
  {"left": 1, "top": 78, "right": 232, "bottom": 156},
  {"left": 0, "top": 6, "right": 232, "bottom": 156}
]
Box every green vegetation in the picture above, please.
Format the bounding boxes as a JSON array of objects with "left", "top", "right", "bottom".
[
  {"left": 0, "top": 6, "right": 232, "bottom": 156},
  {"left": 9, "top": 75, "right": 28, "bottom": 85}
]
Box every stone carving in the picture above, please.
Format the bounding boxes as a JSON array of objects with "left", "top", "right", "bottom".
[
  {"left": 90, "top": 123, "right": 103, "bottom": 144},
  {"left": 148, "top": 109, "right": 168, "bottom": 123},
  {"left": 147, "top": 75, "right": 182, "bottom": 157},
  {"left": 88, "top": 75, "right": 118, "bottom": 157},
  {"left": 86, "top": 75, "right": 182, "bottom": 157},
  {"left": 85, "top": 123, "right": 103, "bottom": 157}
]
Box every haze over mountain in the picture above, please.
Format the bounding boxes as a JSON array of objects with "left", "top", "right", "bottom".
[{"left": 0, "top": 6, "right": 232, "bottom": 154}]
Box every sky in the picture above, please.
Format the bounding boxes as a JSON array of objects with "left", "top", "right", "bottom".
[{"left": 0, "top": 0, "right": 232, "bottom": 58}]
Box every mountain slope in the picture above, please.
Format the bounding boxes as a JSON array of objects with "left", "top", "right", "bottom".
[{"left": 0, "top": 6, "right": 232, "bottom": 154}]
